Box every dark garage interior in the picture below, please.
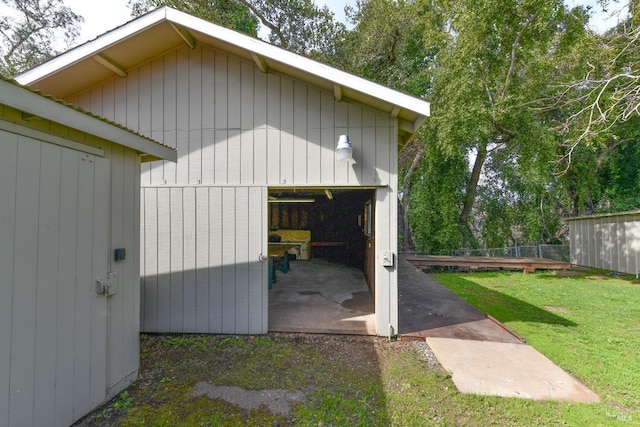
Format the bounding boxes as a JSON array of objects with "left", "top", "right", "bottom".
[
  {"left": 267, "top": 188, "right": 377, "bottom": 334},
  {"left": 268, "top": 188, "right": 375, "bottom": 273}
]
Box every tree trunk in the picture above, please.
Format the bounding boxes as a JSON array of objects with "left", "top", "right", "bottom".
[
  {"left": 399, "top": 143, "right": 425, "bottom": 252},
  {"left": 459, "top": 141, "right": 487, "bottom": 230}
]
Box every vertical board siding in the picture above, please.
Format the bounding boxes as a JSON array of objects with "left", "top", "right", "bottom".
[
  {"left": 196, "top": 187, "right": 211, "bottom": 332},
  {"left": 90, "top": 156, "right": 110, "bottom": 409},
  {"left": 0, "top": 131, "right": 18, "bottom": 427},
  {"left": 108, "top": 146, "right": 125, "bottom": 388},
  {"left": 374, "top": 122, "right": 399, "bottom": 336},
  {"left": 74, "top": 44, "right": 394, "bottom": 188},
  {"left": 33, "top": 143, "right": 62, "bottom": 427},
  {"left": 0, "top": 132, "right": 123, "bottom": 426},
  {"left": 141, "top": 186, "right": 267, "bottom": 334},
  {"left": 54, "top": 147, "right": 82, "bottom": 426},
  {"left": 169, "top": 188, "right": 184, "bottom": 332},
  {"left": 10, "top": 136, "right": 41, "bottom": 426},
  {"left": 67, "top": 42, "right": 400, "bottom": 337},
  {"left": 569, "top": 213, "right": 640, "bottom": 275},
  {"left": 106, "top": 145, "right": 141, "bottom": 391}
]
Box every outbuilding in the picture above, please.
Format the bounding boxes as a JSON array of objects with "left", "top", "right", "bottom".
[
  {"left": 17, "top": 7, "right": 431, "bottom": 337},
  {"left": 0, "top": 77, "right": 176, "bottom": 426},
  {"left": 566, "top": 211, "right": 640, "bottom": 275}
]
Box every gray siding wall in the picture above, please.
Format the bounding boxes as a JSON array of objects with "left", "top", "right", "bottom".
[
  {"left": 140, "top": 186, "right": 267, "bottom": 334},
  {"left": 66, "top": 43, "right": 398, "bottom": 336},
  {"left": 0, "top": 127, "right": 141, "bottom": 426},
  {"left": 105, "top": 144, "right": 142, "bottom": 396},
  {"left": 569, "top": 213, "right": 640, "bottom": 275}
]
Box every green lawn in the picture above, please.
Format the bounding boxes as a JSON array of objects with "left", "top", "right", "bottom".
[{"left": 435, "top": 269, "right": 640, "bottom": 424}]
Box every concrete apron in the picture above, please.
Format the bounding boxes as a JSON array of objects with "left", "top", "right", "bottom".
[
  {"left": 399, "top": 258, "right": 599, "bottom": 403},
  {"left": 268, "top": 259, "right": 376, "bottom": 335}
]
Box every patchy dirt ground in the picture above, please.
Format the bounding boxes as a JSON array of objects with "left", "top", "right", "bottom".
[{"left": 73, "top": 333, "right": 441, "bottom": 426}]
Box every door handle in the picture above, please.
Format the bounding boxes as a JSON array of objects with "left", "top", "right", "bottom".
[{"left": 259, "top": 253, "right": 268, "bottom": 263}]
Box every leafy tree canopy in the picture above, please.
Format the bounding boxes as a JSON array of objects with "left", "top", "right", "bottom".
[
  {"left": 0, "top": 0, "right": 83, "bottom": 75},
  {"left": 128, "top": 0, "right": 346, "bottom": 59},
  {"left": 128, "top": 0, "right": 259, "bottom": 36}
]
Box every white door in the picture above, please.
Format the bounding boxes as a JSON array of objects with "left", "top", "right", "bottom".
[{"left": 0, "top": 131, "right": 110, "bottom": 427}]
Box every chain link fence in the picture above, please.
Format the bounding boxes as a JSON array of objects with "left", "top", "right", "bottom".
[{"left": 449, "top": 244, "right": 569, "bottom": 262}]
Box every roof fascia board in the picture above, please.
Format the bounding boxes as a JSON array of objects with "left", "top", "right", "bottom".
[
  {"left": 164, "top": 8, "right": 430, "bottom": 118},
  {"left": 0, "top": 79, "right": 176, "bottom": 162},
  {"left": 0, "top": 118, "right": 105, "bottom": 157},
  {"left": 16, "top": 7, "right": 168, "bottom": 85}
]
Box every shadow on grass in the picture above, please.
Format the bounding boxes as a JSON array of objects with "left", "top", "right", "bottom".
[{"left": 437, "top": 274, "right": 577, "bottom": 327}]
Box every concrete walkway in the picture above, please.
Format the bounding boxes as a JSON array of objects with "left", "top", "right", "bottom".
[{"left": 399, "top": 258, "right": 599, "bottom": 403}]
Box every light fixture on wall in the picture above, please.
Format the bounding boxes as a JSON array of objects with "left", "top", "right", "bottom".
[{"left": 336, "top": 134, "right": 356, "bottom": 163}]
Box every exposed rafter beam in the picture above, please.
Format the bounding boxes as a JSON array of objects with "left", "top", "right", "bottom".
[
  {"left": 21, "top": 112, "right": 44, "bottom": 121},
  {"left": 251, "top": 53, "right": 268, "bottom": 73},
  {"left": 92, "top": 53, "right": 128, "bottom": 77},
  {"left": 390, "top": 105, "right": 401, "bottom": 118},
  {"left": 399, "top": 116, "right": 428, "bottom": 134},
  {"left": 398, "top": 119, "right": 414, "bottom": 134},
  {"left": 169, "top": 22, "right": 196, "bottom": 49},
  {"left": 333, "top": 83, "right": 343, "bottom": 101}
]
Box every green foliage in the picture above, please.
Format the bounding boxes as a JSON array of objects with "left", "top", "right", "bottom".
[
  {"left": 0, "top": 0, "right": 83, "bottom": 75},
  {"left": 113, "top": 391, "right": 134, "bottom": 412},
  {"left": 338, "top": 0, "right": 432, "bottom": 95},
  {"left": 129, "top": 0, "right": 346, "bottom": 59},
  {"left": 128, "top": 0, "right": 259, "bottom": 35},
  {"left": 408, "top": 137, "right": 469, "bottom": 253},
  {"left": 240, "top": 0, "right": 346, "bottom": 60},
  {"left": 393, "top": 0, "right": 602, "bottom": 250},
  {"left": 594, "top": 121, "right": 640, "bottom": 213}
]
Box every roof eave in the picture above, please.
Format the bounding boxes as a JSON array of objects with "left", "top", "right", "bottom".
[
  {"left": 163, "top": 7, "right": 431, "bottom": 119},
  {"left": 0, "top": 78, "right": 176, "bottom": 162},
  {"left": 16, "top": 7, "right": 169, "bottom": 86},
  {"left": 17, "top": 7, "right": 430, "bottom": 130}
]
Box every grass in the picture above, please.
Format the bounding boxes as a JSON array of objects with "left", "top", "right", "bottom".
[
  {"left": 435, "top": 269, "right": 640, "bottom": 424},
  {"left": 77, "top": 269, "right": 640, "bottom": 426}
]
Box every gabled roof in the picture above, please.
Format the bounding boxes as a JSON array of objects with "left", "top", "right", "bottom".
[
  {"left": 0, "top": 77, "right": 176, "bottom": 162},
  {"left": 16, "top": 6, "right": 430, "bottom": 138}
]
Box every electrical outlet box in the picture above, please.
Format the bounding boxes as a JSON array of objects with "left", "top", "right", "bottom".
[
  {"left": 115, "top": 248, "right": 126, "bottom": 261},
  {"left": 382, "top": 251, "right": 394, "bottom": 267}
]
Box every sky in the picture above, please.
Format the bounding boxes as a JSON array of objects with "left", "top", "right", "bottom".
[{"left": 61, "top": 0, "right": 623, "bottom": 48}]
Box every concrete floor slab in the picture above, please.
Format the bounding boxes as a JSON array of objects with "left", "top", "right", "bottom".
[
  {"left": 425, "top": 337, "right": 600, "bottom": 403},
  {"left": 268, "top": 259, "right": 376, "bottom": 335}
]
